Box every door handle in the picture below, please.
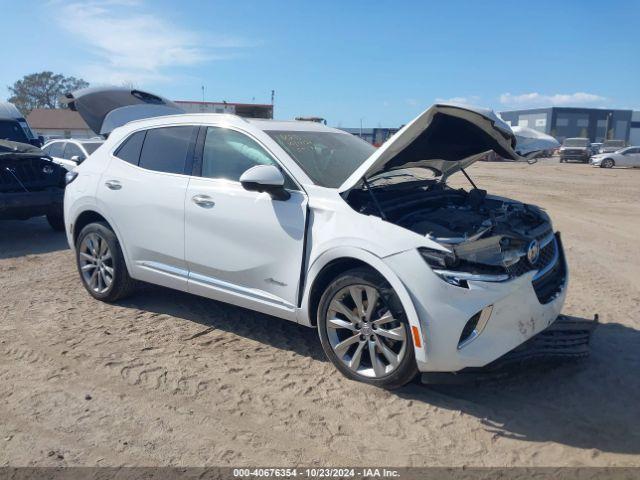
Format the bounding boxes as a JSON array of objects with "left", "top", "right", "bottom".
[
  {"left": 105, "top": 180, "right": 122, "bottom": 190},
  {"left": 192, "top": 194, "right": 215, "bottom": 208}
]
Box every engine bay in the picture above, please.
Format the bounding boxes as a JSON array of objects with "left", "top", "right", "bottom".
[{"left": 346, "top": 181, "right": 553, "bottom": 271}]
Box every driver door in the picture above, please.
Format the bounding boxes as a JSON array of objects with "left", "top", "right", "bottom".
[{"left": 185, "top": 126, "right": 307, "bottom": 319}]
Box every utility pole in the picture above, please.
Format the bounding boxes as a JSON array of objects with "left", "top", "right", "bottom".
[
  {"left": 201, "top": 85, "right": 205, "bottom": 103},
  {"left": 360, "top": 118, "right": 363, "bottom": 138},
  {"left": 271, "top": 90, "right": 275, "bottom": 119}
]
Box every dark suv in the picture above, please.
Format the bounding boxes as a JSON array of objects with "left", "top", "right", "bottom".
[
  {"left": 0, "top": 106, "right": 68, "bottom": 231},
  {"left": 559, "top": 138, "right": 591, "bottom": 163}
]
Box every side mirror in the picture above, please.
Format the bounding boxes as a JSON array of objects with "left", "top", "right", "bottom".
[
  {"left": 71, "top": 155, "right": 86, "bottom": 164},
  {"left": 240, "top": 165, "right": 291, "bottom": 201}
]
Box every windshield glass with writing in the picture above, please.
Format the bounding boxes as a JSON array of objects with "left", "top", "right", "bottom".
[{"left": 266, "top": 131, "right": 375, "bottom": 188}]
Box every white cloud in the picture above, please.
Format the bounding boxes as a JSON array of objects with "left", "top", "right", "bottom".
[
  {"left": 435, "top": 95, "right": 480, "bottom": 105},
  {"left": 499, "top": 92, "right": 607, "bottom": 108},
  {"left": 54, "top": 1, "right": 249, "bottom": 86}
]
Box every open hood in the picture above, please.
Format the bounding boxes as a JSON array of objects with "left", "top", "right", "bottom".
[
  {"left": 338, "top": 103, "right": 558, "bottom": 193},
  {"left": 60, "top": 87, "right": 185, "bottom": 136}
]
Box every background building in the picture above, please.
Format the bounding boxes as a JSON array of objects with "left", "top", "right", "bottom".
[
  {"left": 176, "top": 100, "right": 273, "bottom": 118},
  {"left": 500, "top": 107, "right": 639, "bottom": 144},
  {"left": 26, "top": 108, "right": 94, "bottom": 140},
  {"left": 340, "top": 127, "right": 400, "bottom": 146}
]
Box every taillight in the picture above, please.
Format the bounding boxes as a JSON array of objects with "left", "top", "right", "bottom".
[{"left": 65, "top": 171, "right": 79, "bottom": 185}]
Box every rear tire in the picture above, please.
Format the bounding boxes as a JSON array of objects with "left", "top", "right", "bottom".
[
  {"left": 75, "top": 222, "right": 136, "bottom": 302},
  {"left": 317, "top": 267, "right": 418, "bottom": 389}
]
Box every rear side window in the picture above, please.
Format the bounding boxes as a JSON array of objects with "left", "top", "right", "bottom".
[
  {"left": 115, "top": 131, "right": 146, "bottom": 165},
  {"left": 138, "top": 126, "right": 197, "bottom": 174}
]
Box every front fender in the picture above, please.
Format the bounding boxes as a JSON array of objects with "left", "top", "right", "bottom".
[{"left": 297, "top": 246, "right": 427, "bottom": 366}]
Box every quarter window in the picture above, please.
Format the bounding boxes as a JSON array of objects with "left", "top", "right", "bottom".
[
  {"left": 138, "top": 126, "right": 197, "bottom": 174},
  {"left": 201, "top": 127, "right": 276, "bottom": 182},
  {"left": 114, "top": 130, "right": 145, "bottom": 165}
]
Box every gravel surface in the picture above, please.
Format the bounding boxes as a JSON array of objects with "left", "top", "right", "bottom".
[{"left": 1, "top": 160, "right": 639, "bottom": 467}]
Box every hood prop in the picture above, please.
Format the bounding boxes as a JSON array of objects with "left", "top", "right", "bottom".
[
  {"left": 362, "top": 177, "right": 387, "bottom": 220},
  {"left": 460, "top": 168, "right": 478, "bottom": 190}
]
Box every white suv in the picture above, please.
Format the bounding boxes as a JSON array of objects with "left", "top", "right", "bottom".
[{"left": 64, "top": 90, "right": 566, "bottom": 388}]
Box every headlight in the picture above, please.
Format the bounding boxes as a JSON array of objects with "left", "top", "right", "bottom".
[{"left": 419, "top": 247, "right": 510, "bottom": 287}]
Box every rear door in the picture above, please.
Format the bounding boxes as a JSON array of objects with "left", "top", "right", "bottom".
[
  {"left": 184, "top": 126, "right": 307, "bottom": 319},
  {"left": 100, "top": 125, "right": 198, "bottom": 290}
]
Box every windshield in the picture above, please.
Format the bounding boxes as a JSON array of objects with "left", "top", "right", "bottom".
[
  {"left": 81, "top": 142, "right": 103, "bottom": 154},
  {"left": 267, "top": 131, "right": 375, "bottom": 188},
  {"left": 563, "top": 139, "right": 589, "bottom": 147},
  {"left": 0, "top": 120, "right": 29, "bottom": 143}
]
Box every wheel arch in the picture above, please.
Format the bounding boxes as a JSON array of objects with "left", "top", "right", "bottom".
[
  {"left": 299, "top": 247, "right": 427, "bottom": 365},
  {"left": 71, "top": 208, "right": 133, "bottom": 272}
]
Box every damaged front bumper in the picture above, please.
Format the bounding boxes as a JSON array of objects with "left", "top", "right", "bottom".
[
  {"left": 421, "top": 314, "right": 598, "bottom": 384},
  {"left": 384, "top": 234, "right": 569, "bottom": 373}
]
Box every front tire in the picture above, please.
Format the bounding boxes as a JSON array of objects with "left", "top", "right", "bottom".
[
  {"left": 601, "top": 158, "right": 615, "bottom": 168},
  {"left": 75, "top": 222, "right": 136, "bottom": 302},
  {"left": 317, "top": 268, "right": 418, "bottom": 389}
]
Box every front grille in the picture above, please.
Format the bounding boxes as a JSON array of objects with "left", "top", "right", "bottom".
[
  {"left": 506, "top": 231, "right": 556, "bottom": 278},
  {"left": 532, "top": 235, "right": 566, "bottom": 304}
]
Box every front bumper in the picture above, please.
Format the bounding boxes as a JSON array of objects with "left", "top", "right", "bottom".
[
  {"left": 421, "top": 314, "right": 597, "bottom": 383},
  {"left": 0, "top": 189, "right": 64, "bottom": 220},
  {"left": 384, "top": 234, "right": 568, "bottom": 373}
]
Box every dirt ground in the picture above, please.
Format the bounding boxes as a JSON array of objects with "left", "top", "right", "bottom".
[{"left": 1, "top": 159, "right": 639, "bottom": 467}]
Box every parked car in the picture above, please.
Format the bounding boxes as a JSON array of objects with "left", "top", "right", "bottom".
[
  {"left": 590, "top": 143, "right": 602, "bottom": 155},
  {"left": 599, "top": 139, "right": 626, "bottom": 154},
  {"left": 0, "top": 102, "right": 42, "bottom": 147},
  {"left": 43, "top": 139, "right": 104, "bottom": 170},
  {"left": 64, "top": 88, "right": 566, "bottom": 388},
  {"left": 0, "top": 139, "right": 67, "bottom": 230},
  {"left": 559, "top": 138, "right": 591, "bottom": 163},
  {"left": 590, "top": 146, "right": 640, "bottom": 168}
]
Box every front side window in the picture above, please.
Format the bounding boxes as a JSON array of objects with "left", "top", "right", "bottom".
[
  {"left": 63, "top": 143, "right": 83, "bottom": 160},
  {"left": 201, "top": 127, "right": 276, "bottom": 181},
  {"left": 266, "top": 131, "right": 375, "bottom": 188},
  {"left": 48, "top": 142, "right": 64, "bottom": 157},
  {"left": 138, "top": 126, "right": 197, "bottom": 174}
]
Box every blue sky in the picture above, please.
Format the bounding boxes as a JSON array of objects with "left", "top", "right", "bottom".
[{"left": 2, "top": 0, "right": 638, "bottom": 126}]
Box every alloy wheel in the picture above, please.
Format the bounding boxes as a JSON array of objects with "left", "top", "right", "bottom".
[
  {"left": 325, "top": 284, "right": 407, "bottom": 378},
  {"left": 79, "top": 232, "right": 114, "bottom": 294}
]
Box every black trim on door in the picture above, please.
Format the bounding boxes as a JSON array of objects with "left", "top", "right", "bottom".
[
  {"left": 190, "top": 126, "right": 206, "bottom": 177},
  {"left": 183, "top": 126, "right": 201, "bottom": 176}
]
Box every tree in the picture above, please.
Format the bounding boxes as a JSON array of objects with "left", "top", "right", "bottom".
[{"left": 7, "top": 71, "right": 89, "bottom": 114}]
